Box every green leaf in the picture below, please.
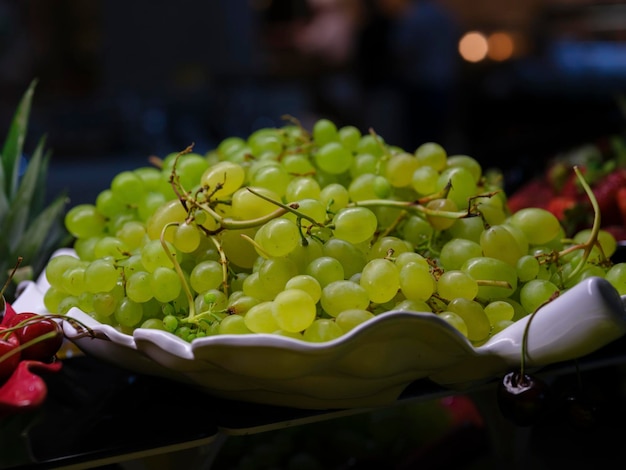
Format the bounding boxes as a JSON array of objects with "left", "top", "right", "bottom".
[
  {"left": 0, "top": 136, "right": 46, "bottom": 251},
  {"left": 1, "top": 79, "right": 37, "bottom": 200},
  {"left": 13, "top": 194, "right": 68, "bottom": 271}
]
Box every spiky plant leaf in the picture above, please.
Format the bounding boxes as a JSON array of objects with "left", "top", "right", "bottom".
[
  {"left": 0, "top": 79, "right": 69, "bottom": 302},
  {"left": 0, "top": 79, "right": 36, "bottom": 201}
]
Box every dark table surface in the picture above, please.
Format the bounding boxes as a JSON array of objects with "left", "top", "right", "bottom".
[{"left": 1, "top": 331, "right": 626, "bottom": 470}]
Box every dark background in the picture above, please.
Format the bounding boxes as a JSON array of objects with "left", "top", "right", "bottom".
[{"left": 1, "top": 0, "right": 625, "bottom": 207}]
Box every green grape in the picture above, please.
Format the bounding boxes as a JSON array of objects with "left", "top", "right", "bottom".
[
  {"left": 350, "top": 153, "right": 379, "bottom": 178},
  {"left": 425, "top": 198, "right": 458, "bottom": 231},
  {"left": 249, "top": 133, "right": 283, "bottom": 159},
  {"left": 111, "top": 170, "right": 145, "bottom": 204},
  {"left": 84, "top": 258, "right": 119, "bottom": 293},
  {"left": 519, "top": 279, "right": 560, "bottom": 314},
  {"left": 244, "top": 301, "right": 279, "bottom": 333},
  {"left": 141, "top": 239, "right": 176, "bottom": 272},
  {"left": 508, "top": 207, "right": 562, "bottom": 246},
  {"left": 439, "top": 238, "right": 482, "bottom": 270},
  {"left": 76, "top": 292, "right": 94, "bottom": 315},
  {"left": 399, "top": 262, "right": 435, "bottom": 301},
  {"left": 231, "top": 186, "right": 281, "bottom": 220},
  {"left": 254, "top": 218, "right": 300, "bottom": 258},
  {"left": 134, "top": 166, "right": 164, "bottom": 192},
  {"left": 606, "top": 263, "right": 626, "bottom": 295},
  {"left": 46, "top": 255, "right": 84, "bottom": 289},
  {"left": 219, "top": 227, "right": 259, "bottom": 270},
  {"left": 57, "top": 296, "right": 80, "bottom": 315},
  {"left": 116, "top": 220, "right": 147, "bottom": 251},
  {"left": 73, "top": 237, "right": 100, "bottom": 261},
  {"left": 250, "top": 164, "right": 290, "bottom": 197},
  {"left": 411, "top": 165, "right": 439, "bottom": 195},
  {"left": 332, "top": 207, "right": 378, "bottom": 244},
  {"left": 305, "top": 256, "right": 345, "bottom": 287},
  {"left": 176, "top": 153, "right": 210, "bottom": 189},
  {"left": 172, "top": 221, "right": 202, "bottom": 253},
  {"left": 65, "top": 204, "right": 107, "bottom": 239},
  {"left": 461, "top": 256, "right": 518, "bottom": 300},
  {"left": 125, "top": 271, "right": 153, "bottom": 303},
  {"left": 257, "top": 257, "right": 299, "bottom": 299},
  {"left": 285, "top": 176, "right": 321, "bottom": 201},
  {"left": 446, "top": 297, "right": 490, "bottom": 343},
  {"left": 437, "top": 270, "right": 478, "bottom": 301},
  {"left": 285, "top": 236, "right": 324, "bottom": 271},
  {"left": 282, "top": 153, "right": 316, "bottom": 176},
  {"left": 483, "top": 300, "right": 515, "bottom": 325},
  {"left": 516, "top": 254, "right": 540, "bottom": 282},
  {"left": 491, "top": 319, "right": 515, "bottom": 335},
  {"left": 141, "top": 318, "right": 167, "bottom": 331},
  {"left": 91, "top": 236, "right": 128, "bottom": 261},
  {"left": 338, "top": 125, "right": 361, "bottom": 151},
  {"left": 61, "top": 266, "right": 87, "bottom": 296},
  {"left": 335, "top": 309, "right": 374, "bottom": 333},
  {"left": 242, "top": 271, "right": 270, "bottom": 301},
  {"left": 394, "top": 299, "right": 431, "bottom": 313},
  {"left": 312, "top": 118, "right": 338, "bottom": 145},
  {"left": 574, "top": 228, "right": 617, "bottom": 259},
  {"left": 146, "top": 198, "right": 187, "bottom": 242},
  {"left": 150, "top": 267, "right": 182, "bottom": 303},
  {"left": 360, "top": 258, "right": 400, "bottom": 304},
  {"left": 322, "top": 238, "right": 367, "bottom": 279},
  {"left": 437, "top": 166, "right": 477, "bottom": 209},
  {"left": 438, "top": 311, "right": 468, "bottom": 338},
  {"left": 284, "top": 274, "right": 322, "bottom": 303},
  {"left": 320, "top": 183, "right": 350, "bottom": 213},
  {"left": 114, "top": 297, "right": 143, "bottom": 327},
  {"left": 92, "top": 291, "right": 118, "bottom": 317},
  {"left": 475, "top": 196, "right": 506, "bottom": 226},
  {"left": 189, "top": 260, "right": 223, "bottom": 294},
  {"left": 348, "top": 173, "right": 379, "bottom": 201},
  {"left": 399, "top": 215, "right": 434, "bottom": 247},
  {"left": 356, "top": 133, "right": 385, "bottom": 157},
  {"left": 446, "top": 154, "right": 482, "bottom": 183},
  {"left": 480, "top": 224, "right": 525, "bottom": 267},
  {"left": 285, "top": 198, "right": 327, "bottom": 225},
  {"left": 394, "top": 251, "right": 429, "bottom": 270},
  {"left": 385, "top": 152, "right": 419, "bottom": 188},
  {"left": 219, "top": 314, "right": 253, "bottom": 335},
  {"left": 303, "top": 319, "right": 343, "bottom": 342},
  {"left": 201, "top": 161, "right": 245, "bottom": 197},
  {"left": 367, "top": 235, "right": 414, "bottom": 261},
  {"left": 320, "top": 280, "right": 370, "bottom": 317},
  {"left": 95, "top": 189, "right": 127, "bottom": 218},
  {"left": 445, "top": 216, "right": 484, "bottom": 243},
  {"left": 372, "top": 175, "right": 392, "bottom": 198},
  {"left": 43, "top": 286, "right": 66, "bottom": 313},
  {"left": 272, "top": 289, "right": 317, "bottom": 333},
  {"left": 315, "top": 141, "right": 353, "bottom": 174},
  {"left": 228, "top": 291, "right": 262, "bottom": 314},
  {"left": 415, "top": 142, "right": 447, "bottom": 171}
]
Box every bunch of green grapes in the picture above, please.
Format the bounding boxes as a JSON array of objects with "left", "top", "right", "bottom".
[{"left": 44, "top": 118, "right": 626, "bottom": 345}]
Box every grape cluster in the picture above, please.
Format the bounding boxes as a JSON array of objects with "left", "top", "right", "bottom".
[{"left": 44, "top": 118, "right": 626, "bottom": 344}]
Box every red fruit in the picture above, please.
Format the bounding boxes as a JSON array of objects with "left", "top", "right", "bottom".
[
  {"left": 497, "top": 371, "right": 551, "bottom": 426},
  {"left": 0, "top": 326, "right": 21, "bottom": 383},
  {"left": 616, "top": 186, "right": 626, "bottom": 227},
  {"left": 0, "top": 301, "right": 17, "bottom": 326},
  {"left": 0, "top": 359, "right": 62, "bottom": 416},
  {"left": 546, "top": 196, "right": 577, "bottom": 221},
  {"left": 591, "top": 168, "right": 626, "bottom": 226},
  {"left": 507, "top": 178, "right": 555, "bottom": 213},
  {"left": 6, "top": 313, "right": 63, "bottom": 362}
]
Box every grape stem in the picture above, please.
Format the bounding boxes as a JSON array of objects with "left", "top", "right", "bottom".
[
  {"left": 160, "top": 222, "right": 196, "bottom": 320},
  {"left": 556, "top": 166, "right": 604, "bottom": 284},
  {"left": 1, "top": 257, "right": 23, "bottom": 297}
]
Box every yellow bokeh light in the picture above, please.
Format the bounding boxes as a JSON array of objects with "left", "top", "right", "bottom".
[
  {"left": 458, "top": 31, "right": 489, "bottom": 63},
  {"left": 488, "top": 32, "right": 515, "bottom": 61}
]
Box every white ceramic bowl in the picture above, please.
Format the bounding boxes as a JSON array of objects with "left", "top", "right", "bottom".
[{"left": 12, "top": 248, "right": 626, "bottom": 410}]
